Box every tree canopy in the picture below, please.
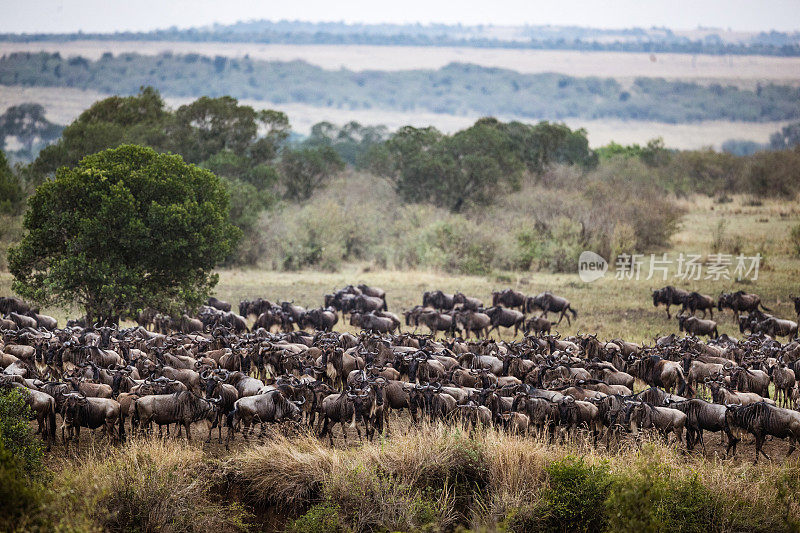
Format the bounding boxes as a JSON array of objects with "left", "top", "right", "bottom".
[{"left": 9, "top": 144, "right": 240, "bottom": 323}]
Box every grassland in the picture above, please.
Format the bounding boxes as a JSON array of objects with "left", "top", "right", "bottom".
[{"left": 3, "top": 194, "right": 798, "bottom": 342}]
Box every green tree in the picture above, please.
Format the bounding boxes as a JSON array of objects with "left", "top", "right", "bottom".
[
  {"left": 0, "top": 103, "right": 62, "bottom": 154},
  {"left": 9, "top": 145, "right": 240, "bottom": 324},
  {"left": 280, "top": 146, "right": 345, "bottom": 201},
  {"left": 0, "top": 150, "right": 22, "bottom": 213},
  {"left": 27, "top": 87, "right": 169, "bottom": 185},
  {"left": 770, "top": 121, "right": 800, "bottom": 150}
]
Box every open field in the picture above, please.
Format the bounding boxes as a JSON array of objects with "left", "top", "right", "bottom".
[
  {"left": 3, "top": 40, "right": 800, "bottom": 86},
  {"left": 0, "top": 84, "right": 790, "bottom": 149},
  {"left": 3, "top": 195, "right": 798, "bottom": 341}
]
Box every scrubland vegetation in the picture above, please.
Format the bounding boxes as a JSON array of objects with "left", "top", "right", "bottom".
[{"left": 5, "top": 411, "right": 800, "bottom": 533}]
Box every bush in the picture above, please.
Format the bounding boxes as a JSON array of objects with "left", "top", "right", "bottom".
[
  {"left": 287, "top": 500, "right": 348, "bottom": 533},
  {"left": 0, "top": 387, "right": 44, "bottom": 476},
  {"left": 534, "top": 456, "right": 611, "bottom": 533}
]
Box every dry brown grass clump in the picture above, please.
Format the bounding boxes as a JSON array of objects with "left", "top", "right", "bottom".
[{"left": 52, "top": 438, "right": 249, "bottom": 533}]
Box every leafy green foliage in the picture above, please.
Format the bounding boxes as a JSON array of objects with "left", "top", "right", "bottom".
[
  {"left": 9, "top": 144, "right": 240, "bottom": 323},
  {"left": 0, "top": 150, "right": 23, "bottom": 213},
  {"left": 0, "top": 387, "right": 44, "bottom": 476},
  {"left": 535, "top": 457, "right": 611, "bottom": 533},
  {"left": 280, "top": 146, "right": 345, "bottom": 201},
  {"left": 380, "top": 120, "right": 585, "bottom": 212},
  {"left": 304, "top": 121, "right": 389, "bottom": 168},
  {"left": 770, "top": 121, "right": 800, "bottom": 150}
]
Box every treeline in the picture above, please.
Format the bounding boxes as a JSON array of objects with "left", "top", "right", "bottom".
[
  {"left": 3, "top": 20, "right": 800, "bottom": 56},
  {"left": 2, "top": 88, "right": 800, "bottom": 274},
  {"left": 3, "top": 52, "right": 800, "bottom": 123}
]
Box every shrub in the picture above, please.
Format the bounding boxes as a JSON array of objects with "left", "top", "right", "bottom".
[
  {"left": 534, "top": 456, "right": 611, "bottom": 533},
  {"left": 605, "top": 448, "right": 718, "bottom": 533},
  {"left": 287, "top": 500, "right": 348, "bottom": 533},
  {"left": 0, "top": 387, "right": 44, "bottom": 476}
]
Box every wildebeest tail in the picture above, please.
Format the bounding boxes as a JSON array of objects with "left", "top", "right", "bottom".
[
  {"left": 760, "top": 302, "right": 773, "bottom": 313},
  {"left": 676, "top": 369, "right": 687, "bottom": 397},
  {"left": 119, "top": 410, "right": 126, "bottom": 442},
  {"left": 569, "top": 306, "right": 577, "bottom": 319},
  {"left": 226, "top": 406, "right": 237, "bottom": 429}
]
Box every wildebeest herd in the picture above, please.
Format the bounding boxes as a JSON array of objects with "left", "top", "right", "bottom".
[{"left": 2, "top": 285, "right": 800, "bottom": 464}]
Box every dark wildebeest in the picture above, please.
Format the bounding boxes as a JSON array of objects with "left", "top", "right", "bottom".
[
  {"left": 453, "top": 292, "right": 484, "bottom": 312},
  {"left": 628, "top": 355, "right": 687, "bottom": 395},
  {"left": 61, "top": 392, "right": 124, "bottom": 449},
  {"left": 303, "top": 308, "right": 339, "bottom": 332},
  {"left": 677, "top": 315, "right": 718, "bottom": 338},
  {"left": 753, "top": 316, "right": 798, "bottom": 339},
  {"left": 491, "top": 289, "right": 526, "bottom": 313},
  {"left": 350, "top": 312, "right": 397, "bottom": 334},
  {"left": 666, "top": 398, "right": 734, "bottom": 452},
  {"left": 134, "top": 391, "right": 219, "bottom": 441},
  {"left": 0, "top": 296, "right": 36, "bottom": 316},
  {"left": 725, "top": 402, "right": 800, "bottom": 463},
  {"left": 357, "top": 284, "right": 387, "bottom": 310},
  {"left": 422, "top": 290, "right": 455, "bottom": 311},
  {"left": 683, "top": 292, "right": 715, "bottom": 319},
  {"left": 208, "top": 297, "right": 232, "bottom": 312},
  {"left": 226, "top": 390, "right": 302, "bottom": 447},
  {"left": 651, "top": 286, "right": 690, "bottom": 319},
  {"left": 416, "top": 310, "right": 457, "bottom": 337},
  {"left": 523, "top": 316, "right": 553, "bottom": 336},
  {"left": 485, "top": 306, "right": 525, "bottom": 338},
  {"left": 453, "top": 310, "right": 491, "bottom": 339},
  {"left": 526, "top": 292, "right": 577, "bottom": 326},
  {"left": 718, "top": 291, "right": 772, "bottom": 321}
]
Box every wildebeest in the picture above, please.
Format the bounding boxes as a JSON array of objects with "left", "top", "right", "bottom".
[
  {"left": 666, "top": 398, "right": 734, "bottom": 452},
  {"left": 628, "top": 402, "right": 686, "bottom": 444},
  {"left": 651, "top": 286, "right": 690, "bottom": 319},
  {"left": 718, "top": 291, "right": 772, "bottom": 321},
  {"left": 422, "top": 290, "right": 455, "bottom": 311},
  {"left": 683, "top": 292, "right": 715, "bottom": 319},
  {"left": 628, "top": 355, "right": 686, "bottom": 395},
  {"left": 453, "top": 310, "right": 491, "bottom": 339},
  {"left": 526, "top": 292, "right": 577, "bottom": 326},
  {"left": 453, "top": 292, "right": 483, "bottom": 312},
  {"left": 61, "top": 392, "right": 124, "bottom": 448},
  {"left": 134, "top": 391, "right": 219, "bottom": 441},
  {"left": 485, "top": 307, "right": 524, "bottom": 338},
  {"left": 207, "top": 297, "right": 232, "bottom": 312},
  {"left": 491, "top": 289, "right": 526, "bottom": 312},
  {"left": 523, "top": 316, "right": 552, "bottom": 336},
  {"left": 677, "top": 315, "right": 718, "bottom": 338},
  {"left": 725, "top": 402, "right": 800, "bottom": 462},
  {"left": 226, "top": 390, "right": 302, "bottom": 447}
]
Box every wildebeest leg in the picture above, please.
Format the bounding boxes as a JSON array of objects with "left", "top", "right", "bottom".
[
  {"left": 787, "top": 438, "right": 796, "bottom": 457},
  {"left": 340, "top": 421, "right": 349, "bottom": 444},
  {"left": 665, "top": 305, "right": 671, "bottom": 319},
  {"left": 755, "top": 435, "right": 770, "bottom": 463},
  {"left": 184, "top": 422, "right": 192, "bottom": 441}
]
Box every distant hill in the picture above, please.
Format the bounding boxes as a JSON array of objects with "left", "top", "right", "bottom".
[
  {"left": 2, "top": 52, "right": 799, "bottom": 123},
  {"left": 2, "top": 20, "right": 799, "bottom": 56}
]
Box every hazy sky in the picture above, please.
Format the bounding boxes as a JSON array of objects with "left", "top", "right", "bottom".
[{"left": 1, "top": 0, "right": 798, "bottom": 33}]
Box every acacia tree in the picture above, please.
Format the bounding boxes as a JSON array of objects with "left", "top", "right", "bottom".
[{"left": 8, "top": 144, "right": 240, "bottom": 324}]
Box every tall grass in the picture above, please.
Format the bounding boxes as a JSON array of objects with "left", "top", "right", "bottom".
[{"left": 226, "top": 426, "right": 800, "bottom": 532}]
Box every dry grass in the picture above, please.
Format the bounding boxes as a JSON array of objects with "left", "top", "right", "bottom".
[
  {"left": 48, "top": 438, "right": 250, "bottom": 533},
  {"left": 223, "top": 424, "right": 800, "bottom": 531}
]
